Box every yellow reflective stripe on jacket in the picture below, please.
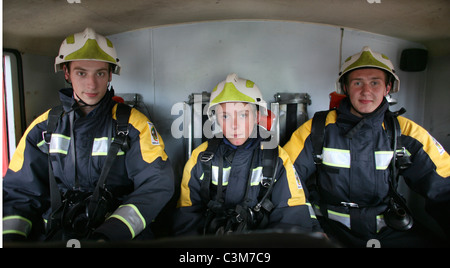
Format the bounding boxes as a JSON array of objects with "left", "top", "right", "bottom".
[
  {"left": 278, "top": 146, "right": 306, "bottom": 206},
  {"left": 283, "top": 110, "right": 337, "bottom": 163},
  {"left": 9, "top": 109, "right": 51, "bottom": 172},
  {"left": 114, "top": 104, "right": 168, "bottom": 164},
  {"left": 108, "top": 204, "right": 146, "bottom": 239},
  {"left": 178, "top": 141, "right": 209, "bottom": 207},
  {"left": 3, "top": 215, "right": 32, "bottom": 237},
  {"left": 398, "top": 116, "right": 450, "bottom": 177}
]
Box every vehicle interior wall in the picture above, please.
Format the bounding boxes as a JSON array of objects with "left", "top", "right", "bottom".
[
  {"left": 21, "top": 54, "right": 65, "bottom": 126},
  {"left": 423, "top": 53, "right": 450, "bottom": 151}
]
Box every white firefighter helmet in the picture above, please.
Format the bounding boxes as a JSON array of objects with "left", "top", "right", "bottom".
[
  {"left": 54, "top": 27, "right": 121, "bottom": 75},
  {"left": 336, "top": 46, "right": 400, "bottom": 94},
  {"left": 207, "top": 73, "right": 267, "bottom": 121}
]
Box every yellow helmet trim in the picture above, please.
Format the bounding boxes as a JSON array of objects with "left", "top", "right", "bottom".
[
  {"left": 343, "top": 50, "right": 392, "bottom": 73},
  {"left": 210, "top": 82, "right": 256, "bottom": 105},
  {"left": 64, "top": 39, "right": 117, "bottom": 64}
]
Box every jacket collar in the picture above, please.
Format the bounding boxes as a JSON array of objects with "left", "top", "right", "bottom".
[
  {"left": 59, "top": 88, "right": 115, "bottom": 117},
  {"left": 337, "top": 97, "right": 389, "bottom": 125},
  {"left": 337, "top": 97, "right": 389, "bottom": 138}
]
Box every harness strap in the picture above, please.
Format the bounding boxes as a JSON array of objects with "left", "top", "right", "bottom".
[
  {"left": 88, "top": 103, "right": 131, "bottom": 218},
  {"left": 199, "top": 138, "right": 221, "bottom": 204},
  {"left": 45, "top": 102, "right": 132, "bottom": 239},
  {"left": 311, "top": 110, "right": 329, "bottom": 164},
  {"left": 201, "top": 138, "right": 279, "bottom": 234},
  {"left": 310, "top": 107, "right": 413, "bottom": 233},
  {"left": 384, "top": 108, "right": 414, "bottom": 231},
  {"left": 254, "top": 147, "right": 278, "bottom": 213},
  {"left": 45, "top": 105, "right": 64, "bottom": 213}
]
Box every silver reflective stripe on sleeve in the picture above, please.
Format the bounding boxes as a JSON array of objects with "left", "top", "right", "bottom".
[
  {"left": 109, "top": 204, "right": 146, "bottom": 239},
  {"left": 3, "top": 216, "right": 32, "bottom": 237}
]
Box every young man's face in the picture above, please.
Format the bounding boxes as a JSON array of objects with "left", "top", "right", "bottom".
[
  {"left": 64, "top": 60, "right": 112, "bottom": 107},
  {"left": 215, "top": 102, "right": 257, "bottom": 146},
  {"left": 344, "top": 68, "right": 391, "bottom": 117}
]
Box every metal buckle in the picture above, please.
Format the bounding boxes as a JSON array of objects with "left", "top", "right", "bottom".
[
  {"left": 42, "top": 131, "right": 51, "bottom": 144},
  {"left": 313, "top": 154, "right": 323, "bottom": 164},
  {"left": 340, "top": 202, "right": 359, "bottom": 208},
  {"left": 261, "top": 177, "right": 272, "bottom": 188},
  {"left": 396, "top": 147, "right": 406, "bottom": 157},
  {"left": 200, "top": 152, "right": 214, "bottom": 162}
]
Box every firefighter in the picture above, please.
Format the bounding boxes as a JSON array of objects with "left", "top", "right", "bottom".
[
  {"left": 174, "top": 73, "right": 322, "bottom": 237},
  {"left": 284, "top": 46, "right": 450, "bottom": 247},
  {"left": 3, "top": 28, "right": 175, "bottom": 242}
]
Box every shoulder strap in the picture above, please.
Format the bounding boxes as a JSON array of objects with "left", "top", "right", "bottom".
[
  {"left": 87, "top": 103, "right": 132, "bottom": 218},
  {"left": 45, "top": 105, "right": 64, "bottom": 212},
  {"left": 199, "top": 138, "right": 221, "bottom": 203},
  {"left": 261, "top": 147, "right": 278, "bottom": 181},
  {"left": 44, "top": 105, "right": 64, "bottom": 143},
  {"left": 384, "top": 108, "right": 414, "bottom": 230},
  {"left": 254, "top": 146, "right": 279, "bottom": 213},
  {"left": 115, "top": 103, "right": 132, "bottom": 134},
  {"left": 311, "top": 110, "right": 330, "bottom": 164},
  {"left": 95, "top": 103, "right": 131, "bottom": 192},
  {"left": 384, "top": 108, "right": 411, "bottom": 186},
  {"left": 114, "top": 103, "right": 132, "bottom": 151}
]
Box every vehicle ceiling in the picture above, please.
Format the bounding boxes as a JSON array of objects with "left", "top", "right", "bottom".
[{"left": 3, "top": 0, "right": 450, "bottom": 56}]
